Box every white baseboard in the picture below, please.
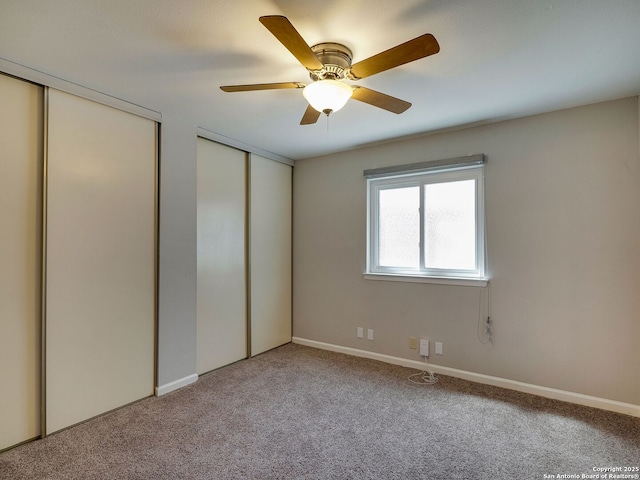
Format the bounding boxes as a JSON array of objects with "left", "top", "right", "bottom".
[
  {"left": 155, "top": 373, "right": 198, "bottom": 397},
  {"left": 292, "top": 337, "right": 640, "bottom": 417}
]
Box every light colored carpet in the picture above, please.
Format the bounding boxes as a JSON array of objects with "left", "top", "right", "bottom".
[{"left": 1, "top": 343, "right": 638, "bottom": 479}]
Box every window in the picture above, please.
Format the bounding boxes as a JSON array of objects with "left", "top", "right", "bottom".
[{"left": 365, "top": 157, "right": 486, "bottom": 284}]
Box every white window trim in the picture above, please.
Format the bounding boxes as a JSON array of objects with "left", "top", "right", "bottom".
[
  {"left": 363, "top": 272, "right": 488, "bottom": 287},
  {"left": 366, "top": 161, "right": 487, "bottom": 284}
]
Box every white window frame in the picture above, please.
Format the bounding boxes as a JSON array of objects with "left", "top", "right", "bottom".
[{"left": 366, "top": 163, "right": 487, "bottom": 286}]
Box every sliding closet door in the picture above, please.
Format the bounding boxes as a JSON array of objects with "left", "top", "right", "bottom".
[
  {"left": 250, "top": 154, "right": 292, "bottom": 356},
  {"left": 45, "top": 89, "right": 156, "bottom": 434},
  {"left": 0, "top": 74, "right": 42, "bottom": 450},
  {"left": 197, "top": 138, "right": 246, "bottom": 374}
]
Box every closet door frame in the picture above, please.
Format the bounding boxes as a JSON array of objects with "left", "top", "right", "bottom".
[
  {"left": 1, "top": 62, "right": 161, "bottom": 448},
  {"left": 0, "top": 73, "right": 44, "bottom": 451},
  {"left": 248, "top": 154, "right": 293, "bottom": 356},
  {"left": 42, "top": 87, "right": 158, "bottom": 436},
  {"left": 40, "top": 86, "right": 48, "bottom": 438},
  {"left": 196, "top": 137, "right": 248, "bottom": 375}
]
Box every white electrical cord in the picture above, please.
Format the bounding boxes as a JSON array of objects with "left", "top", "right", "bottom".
[{"left": 408, "top": 355, "right": 438, "bottom": 385}]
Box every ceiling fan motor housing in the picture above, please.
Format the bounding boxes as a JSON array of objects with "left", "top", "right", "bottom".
[{"left": 309, "top": 43, "right": 353, "bottom": 81}]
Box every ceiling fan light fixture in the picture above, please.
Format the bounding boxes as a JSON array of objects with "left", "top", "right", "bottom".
[{"left": 303, "top": 79, "right": 353, "bottom": 115}]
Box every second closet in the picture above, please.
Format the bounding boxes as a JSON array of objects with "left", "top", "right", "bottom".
[{"left": 196, "top": 137, "right": 292, "bottom": 374}]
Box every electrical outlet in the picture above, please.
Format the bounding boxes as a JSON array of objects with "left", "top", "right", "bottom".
[
  {"left": 367, "top": 329, "right": 374, "bottom": 341},
  {"left": 419, "top": 339, "right": 429, "bottom": 357},
  {"left": 409, "top": 337, "right": 417, "bottom": 349},
  {"left": 435, "top": 342, "right": 443, "bottom": 355},
  {"left": 357, "top": 327, "right": 363, "bottom": 338}
]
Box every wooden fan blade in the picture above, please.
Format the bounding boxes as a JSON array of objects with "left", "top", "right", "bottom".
[
  {"left": 300, "top": 104, "right": 321, "bottom": 125},
  {"left": 259, "top": 16, "right": 324, "bottom": 71},
  {"left": 220, "top": 82, "right": 305, "bottom": 92},
  {"left": 351, "top": 87, "right": 411, "bottom": 114},
  {"left": 349, "top": 34, "right": 439, "bottom": 80}
]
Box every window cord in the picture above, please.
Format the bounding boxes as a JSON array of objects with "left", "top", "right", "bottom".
[{"left": 477, "top": 283, "right": 493, "bottom": 345}]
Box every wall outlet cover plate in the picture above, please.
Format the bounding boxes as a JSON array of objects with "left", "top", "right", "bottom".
[{"left": 419, "top": 339, "right": 429, "bottom": 356}]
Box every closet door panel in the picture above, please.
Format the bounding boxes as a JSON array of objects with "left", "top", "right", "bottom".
[
  {"left": 45, "top": 89, "right": 156, "bottom": 434},
  {"left": 196, "top": 138, "right": 246, "bottom": 374},
  {"left": 250, "top": 155, "right": 292, "bottom": 356},
  {"left": 0, "top": 74, "right": 42, "bottom": 450}
]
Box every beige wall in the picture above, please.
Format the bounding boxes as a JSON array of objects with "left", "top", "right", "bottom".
[
  {"left": 293, "top": 96, "right": 640, "bottom": 405},
  {"left": 157, "top": 115, "right": 198, "bottom": 389}
]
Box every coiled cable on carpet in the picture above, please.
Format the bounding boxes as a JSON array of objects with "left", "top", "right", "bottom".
[{"left": 408, "top": 355, "right": 438, "bottom": 385}]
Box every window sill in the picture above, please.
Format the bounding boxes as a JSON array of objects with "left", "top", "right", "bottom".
[{"left": 363, "top": 273, "right": 489, "bottom": 287}]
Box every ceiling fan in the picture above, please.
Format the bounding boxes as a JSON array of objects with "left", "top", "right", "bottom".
[{"left": 220, "top": 15, "right": 440, "bottom": 125}]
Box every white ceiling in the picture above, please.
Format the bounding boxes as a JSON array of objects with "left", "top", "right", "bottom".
[{"left": 1, "top": 0, "right": 639, "bottom": 160}]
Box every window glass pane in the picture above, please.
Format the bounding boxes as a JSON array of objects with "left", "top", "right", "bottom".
[
  {"left": 378, "top": 186, "right": 419, "bottom": 268},
  {"left": 424, "top": 179, "right": 476, "bottom": 270}
]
